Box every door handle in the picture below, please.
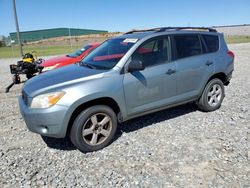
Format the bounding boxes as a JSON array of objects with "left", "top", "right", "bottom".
[
  {"left": 166, "top": 69, "right": 176, "bottom": 75},
  {"left": 206, "top": 61, "right": 213, "bottom": 66}
]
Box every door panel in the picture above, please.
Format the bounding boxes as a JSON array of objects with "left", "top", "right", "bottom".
[
  {"left": 123, "top": 36, "right": 179, "bottom": 116},
  {"left": 173, "top": 34, "right": 215, "bottom": 100},
  {"left": 176, "top": 55, "right": 214, "bottom": 96},
  {"left": 123, "top": 62, "right": 177, "bottom": 116}
]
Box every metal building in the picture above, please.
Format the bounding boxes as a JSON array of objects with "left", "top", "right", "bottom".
[{"left": 9, "top": 28, "right": 108, "bottom": 43}]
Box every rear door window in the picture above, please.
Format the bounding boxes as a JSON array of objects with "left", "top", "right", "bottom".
[
  {"left": 202, "top": 34, "right": 219, "bottom": 53},
  {"left": 174, "top": 35, "right": 202, "bottom": 59}
]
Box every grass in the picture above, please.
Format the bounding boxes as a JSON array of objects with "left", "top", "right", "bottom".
[
  {"left": 0, "top": 45, "right": 81, "bottom": 59},
  {"left": 1, "top": 35, "right": 250, "bottom": 59},
  {"left": 225, "top": 35, "right": 250, "bottom": 44}
]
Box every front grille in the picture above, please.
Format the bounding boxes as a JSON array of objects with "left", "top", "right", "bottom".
[{"left": 22, "top": 90, "right": 29, "bottom": 106}]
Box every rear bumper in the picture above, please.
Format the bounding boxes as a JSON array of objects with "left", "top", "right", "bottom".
[
  {"left": 225, "top": 71, "right": 233, "bottom": 86},
  {"left": 18, "top": 96, "right": 69, "bottom": 138}
]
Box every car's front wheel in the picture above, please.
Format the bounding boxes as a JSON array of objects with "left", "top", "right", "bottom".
[
  {"left": 70, "top": 105, "right": 117, "bottom": 153},
  {"left": 197, "top": 78, "right": 225, "bottom": 112}
]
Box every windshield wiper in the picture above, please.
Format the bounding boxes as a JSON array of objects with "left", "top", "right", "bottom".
[
  {"left": 80, "top": 62, "right": 96, "bottom": 69},
  {"left": 67, "top": 54, "right": 76, "bottom": 58}
]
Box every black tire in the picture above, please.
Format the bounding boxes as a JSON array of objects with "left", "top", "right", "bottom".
[
  {"left": 70, "top": 105, "right": 117, "bottom": 153},
  {"left": 197, "top": 78, "right": 225, "bottom": 112},
  {"left": 26, "top": 73, "right": 34, "bottom": 79}
]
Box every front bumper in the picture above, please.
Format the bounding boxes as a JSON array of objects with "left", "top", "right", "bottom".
[{"left": 18, "top": 96, "right": 69, "bottom": 138}]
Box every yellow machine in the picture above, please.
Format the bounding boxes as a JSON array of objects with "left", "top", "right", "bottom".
[
  {"left": 22, "top": 51, "right": 37, "bottom": 63},
  {"left": 6, "top": 51, "right": 44, "bottom": 93}
]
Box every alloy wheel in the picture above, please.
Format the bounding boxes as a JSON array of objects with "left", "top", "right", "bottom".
[
  {"left": 207, "top": 84, "right": 222, "bottom": 107},
  {"left": 82, "top": 113, "right": 112, "bottom": 146}
]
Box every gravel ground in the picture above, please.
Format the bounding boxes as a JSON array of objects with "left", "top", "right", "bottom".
[{"left": 0, "top": 44, "right": 249, "bottom": 188}]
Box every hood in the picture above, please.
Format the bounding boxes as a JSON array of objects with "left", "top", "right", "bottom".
[
  {"left": 41, "top": 55, "right": 75, "bottom": 67},
  {"left": 23, "top": 64, "right": 107, "bottom": 97}
]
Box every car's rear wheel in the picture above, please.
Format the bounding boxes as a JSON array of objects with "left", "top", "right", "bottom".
[
  {"left": 70, "top": 105, "right": 117, "bottom": 153},
  {"left": 197, "top": 78, "right": 225, "bottom": 112}
]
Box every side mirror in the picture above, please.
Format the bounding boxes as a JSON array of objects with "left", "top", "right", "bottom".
[{"left": 127, "top": 60, "right": 145, "bottom": 72}]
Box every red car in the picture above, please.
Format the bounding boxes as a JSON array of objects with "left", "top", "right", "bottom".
[{"left": 40, "top": 42, "right": 100, "bottom": 72}]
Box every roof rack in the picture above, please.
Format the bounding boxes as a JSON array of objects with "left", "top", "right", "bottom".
[
  {"left": 156, "top": 27, "right": 217, "bottom": 32},
  {"left": 124, "top": 27, "right": 217, "bottom": 35},
  {"left": 124, "top": 28, "right": 161, "bottom": 35}
]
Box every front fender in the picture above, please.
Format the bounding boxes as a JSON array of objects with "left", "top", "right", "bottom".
[{"left": 59, "top": 75, "right": 127, "bottom": 137}]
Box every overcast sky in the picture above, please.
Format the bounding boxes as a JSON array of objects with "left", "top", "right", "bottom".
[{"left": 0, "top": 0, "right": 250, "bottom": 36}]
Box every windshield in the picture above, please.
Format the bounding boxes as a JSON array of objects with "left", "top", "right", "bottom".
[
  {"left": 67, "top": 45, "right": 92, "bottom": 58},
  {"left": 80, "top": 38, "right": 138, "bottom": 70}
]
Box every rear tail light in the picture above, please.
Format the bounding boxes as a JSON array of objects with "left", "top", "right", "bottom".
[{"left": 227, "top": 50, "right": 235, "bottom": 59}]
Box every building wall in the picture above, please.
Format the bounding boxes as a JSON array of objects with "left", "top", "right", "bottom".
[
  {"left": 213, "top": 24, "right": 250, "bottom": 36},
  {"left": 9, "top": 28, "right": 108, "bottom": 43}
]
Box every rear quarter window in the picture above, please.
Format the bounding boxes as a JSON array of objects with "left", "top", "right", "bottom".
[{"left": 202, "top": 34, "right": 219, "bottom": 53}]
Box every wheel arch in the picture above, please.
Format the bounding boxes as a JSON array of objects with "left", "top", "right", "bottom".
[
  {"left": 207, "top": 72, "right": 227, "bottom": 85},
  {"left": 66, "top": 97, "right": 121, "bottom": 136}
]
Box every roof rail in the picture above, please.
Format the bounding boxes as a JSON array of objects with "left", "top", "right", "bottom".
[
  {"left": 156, "top": 27, "right": 217, "bottom": 32},
  {"left": 124, "top": 27, "right": 217, "bottom": 35},
  {"left": 124, "top": 28, "right": 161, "bottom": 35}
]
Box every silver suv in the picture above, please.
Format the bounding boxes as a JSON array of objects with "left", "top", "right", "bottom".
[{"left": 19, "top": 27, "right": 234, "bottom": 152}]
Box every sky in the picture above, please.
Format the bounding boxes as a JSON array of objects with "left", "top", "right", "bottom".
[{"left": 0, "top": 0, "right": 250, "bottom": 36}]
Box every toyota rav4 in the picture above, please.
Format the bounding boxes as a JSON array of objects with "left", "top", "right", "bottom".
[{"left": 19, "top": 27, "right": 234, "bottom": 153}]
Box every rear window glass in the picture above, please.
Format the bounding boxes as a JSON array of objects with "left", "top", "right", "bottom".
[
  {"left": 174, "top": 35, "right": 202, "bottom": 59},
  {"left": 202, "top": 35, "right": 219, "bottom": 53}
]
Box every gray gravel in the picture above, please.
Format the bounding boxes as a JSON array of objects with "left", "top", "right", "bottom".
[{"left": 0, "top": 44, "right": 249, "bottom": 187}]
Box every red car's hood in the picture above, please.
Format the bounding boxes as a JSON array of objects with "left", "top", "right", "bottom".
[{"left": 41, "top": 55, "right": 79, "bottom": 67}]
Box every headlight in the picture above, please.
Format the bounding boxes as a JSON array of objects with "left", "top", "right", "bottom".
[
  {"left": 30, "top": 91, "right": 65, "bottom": 108},
  {"left": 42, "top": 64, "right": 59, "bottom": 72}
]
